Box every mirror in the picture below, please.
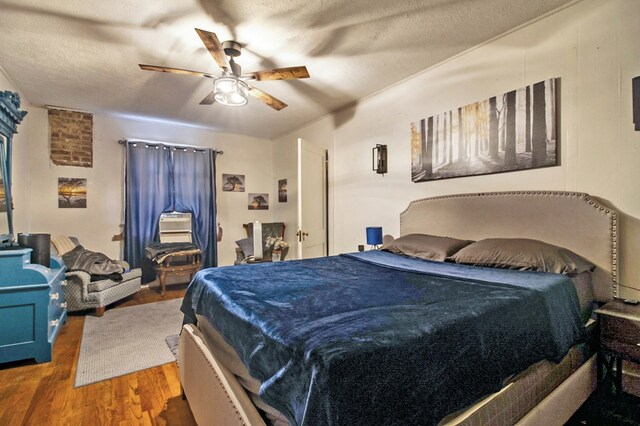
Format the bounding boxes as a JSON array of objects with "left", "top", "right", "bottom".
[
  {"left": 0, "top": 135, "right": 10, "bottom": 245},
  {"left": 0, "top": 136, "right": 11, "bottom": 242},
  {"left": 0, "top": 91, "right": 27, "bottom": 248}
]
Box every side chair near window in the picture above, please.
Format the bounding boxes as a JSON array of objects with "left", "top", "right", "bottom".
[
  {"left": 234, "top": 222, "right": 287, "bottom": 264},
  {"left": 145, "top": 242, "right": 202, "bottom": 296},
  {"left": 51, "top": 235, "right": 142, "bottom": 317},
  {"left": 144, "top": 212, "right": 202, "bottom": 295}
]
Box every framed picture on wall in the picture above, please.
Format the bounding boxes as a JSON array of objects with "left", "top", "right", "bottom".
[
  {"left": 222, "top": 174, "right": 245, "bottom": 192},
  {"left": 278, "top": 179, "right": 287, "bottom": 202},
  {"left": 411, "top": 78, "right": 558, "bottom": 182},
  {"left": 58, "top": 178, "right": 87, "bottom": 208},
  {"left": 248, "top": 193, "right": 269, "bottom": 210}
]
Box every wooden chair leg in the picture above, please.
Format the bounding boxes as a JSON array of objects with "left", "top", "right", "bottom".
[
  {"left": 159, "top": 272, "right": 166, "bottom": 296},
  {"left": 95, "top": 306, "right": 105, "bottom": 317}
]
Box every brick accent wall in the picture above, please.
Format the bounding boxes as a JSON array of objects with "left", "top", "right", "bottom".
[{"left": 49, "top": 109, "right": 93, "bottom": 167}]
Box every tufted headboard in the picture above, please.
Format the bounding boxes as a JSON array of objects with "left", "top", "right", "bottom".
[{"left": 400, "top": 191, "right": 618, "bottom": 296}]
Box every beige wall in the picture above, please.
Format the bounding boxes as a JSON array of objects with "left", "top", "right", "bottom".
[
  {"left": 278, "top": 0, "right": 640, "bottom": 295},
  {"left": 1, "top": 95, "right": 274, "bottom": 266},
  {"left": 272, "top": 119, "right": 335, "bottom": 258},
  {"left": 271, "top": 136, "right": 298, "bottom": 256}
]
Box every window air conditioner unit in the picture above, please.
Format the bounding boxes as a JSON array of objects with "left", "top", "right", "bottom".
[{"left": 159, "top": 212, "right": 193, "bottom": 243}]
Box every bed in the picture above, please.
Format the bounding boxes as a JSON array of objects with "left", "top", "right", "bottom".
[{"left": 178, "top": 191, "right": 619, "bottom": 425}]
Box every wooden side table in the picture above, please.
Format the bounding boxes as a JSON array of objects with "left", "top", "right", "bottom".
[
  {"left": 595, "top": 299, "right": 640, "bottom": 395},
  {"left": 154, "top": 250, "right": 202, "bottom": 296}
]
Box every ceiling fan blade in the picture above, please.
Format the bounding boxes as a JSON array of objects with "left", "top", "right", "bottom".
[
  {"left": 199, "top": 91, "right": 216, "bottom": 105},
  {"left": 195, "top": 28, "right": 230, "bottom": 72},
  {"left": 248, "top": 86, "right": 288, "bottom": 111},
  {"left": 248, "top": 66, "right": 310, "bottom": 81},
  {"left": 139, "top": 64, "right": 213, "bottom": 78}
]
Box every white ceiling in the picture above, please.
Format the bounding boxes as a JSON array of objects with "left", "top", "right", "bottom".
[{"left": 0, "top": 0, "right": 573, "bottom": 139}]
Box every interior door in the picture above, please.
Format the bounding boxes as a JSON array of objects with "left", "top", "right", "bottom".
[{"left": 296, "top": 138, "right": 327, "bottom": 259}]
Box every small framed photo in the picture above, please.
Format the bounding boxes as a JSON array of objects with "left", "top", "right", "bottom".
[
  {"left": 222, "top": 174, "right": 245, "bottom": 192},
  {"left": 278, "top": 179, "right": 287, "bottom": 202},
  {"left": 58, "top": 178, "right": 87, "bottom": 208},
  {"left": 248, "top": 193, "right": 269, "bottom": 210}
]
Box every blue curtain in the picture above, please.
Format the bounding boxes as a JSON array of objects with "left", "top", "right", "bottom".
[
  {"left": 125, "top": 143, "right": 173, "bottom": 282},
  {"left": 173, "top": 147, "right": 218, "bottom": 268},
  {"left": 124, "top": 142, "right": 218, "bottom": 283}
]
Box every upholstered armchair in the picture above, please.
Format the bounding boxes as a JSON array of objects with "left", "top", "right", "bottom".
[
  {"left": 51, "top": 236, "right": 142, "bottom": 316},
  {"left": 234, "top": 222, "right": 287, "bottom": 264}
]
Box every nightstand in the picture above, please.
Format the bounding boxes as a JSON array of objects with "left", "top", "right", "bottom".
[{"left": 595, "top": 300, "right": 640, "bottom": 395}]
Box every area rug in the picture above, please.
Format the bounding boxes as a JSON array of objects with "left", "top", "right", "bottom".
[
  {"left": 165, "top": 334, "right": 179, "bottom": 361},
  {"left": 74, "top": 298, "right": 184, "bottom": 387}
]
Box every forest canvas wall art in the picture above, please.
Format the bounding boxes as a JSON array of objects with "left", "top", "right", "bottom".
[{"left": 411, "top": 78, "right": 557, "bottom": 182}]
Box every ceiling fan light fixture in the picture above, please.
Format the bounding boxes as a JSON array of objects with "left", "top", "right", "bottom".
[
  {"left": 140, "top": 29, "right": 305, "bottom": 110},
  {"left": 214, "top": 77, "right": 249, "bottom": 106}
]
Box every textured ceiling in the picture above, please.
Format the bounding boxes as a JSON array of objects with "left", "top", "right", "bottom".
[{"left": 0, "top": 0, "right": 573, "bottom": 139}]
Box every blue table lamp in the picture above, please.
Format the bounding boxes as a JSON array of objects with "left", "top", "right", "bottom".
[{"left": 366, "top": 227, "right": 383, "bottom": 249}]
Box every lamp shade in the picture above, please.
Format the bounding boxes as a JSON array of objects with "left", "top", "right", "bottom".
[
  {"left": 366, "top": 227, "right": 383, "bottom": 246},
  {"left": 214, "top": 77, "right": 249, "bottom": 106}
]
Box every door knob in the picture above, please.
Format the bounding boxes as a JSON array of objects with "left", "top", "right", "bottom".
[{"left": 296, "top": 230, "right": 309, "bottom": 242}]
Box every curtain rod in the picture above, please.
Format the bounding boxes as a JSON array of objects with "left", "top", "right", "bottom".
[{"left": 117, "top": 138, "right": 223, "bottom": 155}]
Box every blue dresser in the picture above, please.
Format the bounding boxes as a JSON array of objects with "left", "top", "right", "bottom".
[{"left": 0, "top": 249, "right": 67, "bottom": 364}]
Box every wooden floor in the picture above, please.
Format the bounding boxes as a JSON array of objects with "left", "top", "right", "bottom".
[{"left": 0, "top": 284, "right": 197, "bottom": 426}]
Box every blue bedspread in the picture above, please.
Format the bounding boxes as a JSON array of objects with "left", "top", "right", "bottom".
[{"left": 181, "top": 251, "right": 585, "bottom": 425}]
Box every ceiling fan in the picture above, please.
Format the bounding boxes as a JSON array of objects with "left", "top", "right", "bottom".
[{"left": 139, "top": 28, "right": 310, "bottom": 111}]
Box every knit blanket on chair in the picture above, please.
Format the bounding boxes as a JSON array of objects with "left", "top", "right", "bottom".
[
  {"left": 51, "top": 234, "right": 77, "bottom": 256},
  {"left": 62, "top": 245, "right": 126, "bottom": 281},
  {"left": 144, "top": 242, "right": 200, "bottom": 263}
]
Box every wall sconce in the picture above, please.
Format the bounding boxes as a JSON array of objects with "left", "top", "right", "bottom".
[
  {"left": 633, "top": 76, "right": 639, "bottom": 131},
  {"left": 372, "top": 144, "right": 387, "bottom": 175},
  {"left": 366, "top": 226, "right": 383, "bottom": 250}
]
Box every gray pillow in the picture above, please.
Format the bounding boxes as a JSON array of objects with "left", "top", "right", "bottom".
[
  {"left": 449, "top": 238, "right": 595, "bottom": 276},
  {"left": 381, "top": 233, "right": 474, "bottom": 262},
  {"left": 590, "top": 266, "right": 617, "bottom": 303},
  {"left": 571, "top": 271, "right": 595, "bottom": 323},
  {"left": 235, "top": 238, "right": 254, "bottom": 257}
]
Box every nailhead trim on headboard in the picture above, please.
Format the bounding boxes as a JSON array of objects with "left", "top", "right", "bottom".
[{"left": 400, "top": 191, "right": 618, "bottom": 296}]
